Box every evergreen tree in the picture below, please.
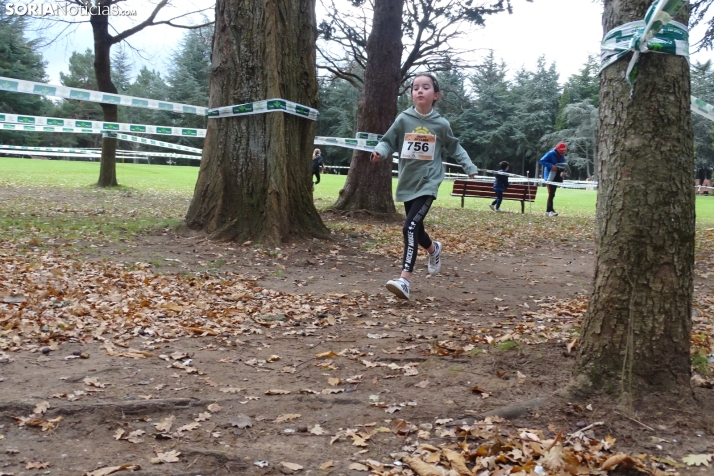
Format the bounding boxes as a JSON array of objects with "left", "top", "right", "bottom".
[
  {"left": 565, "top": 55, "right": 600, "bottom": 107},
  {"left": 0, "top": 0, "right": 49, "bottom": 145},
  {"left": 111, "top": 44, "right": 132, "bottom": 95},
  {"left": 510, "top": 57, "right": 561, "bottom": 175},
  {"left": 457, "top": 52, "right": 515, "bottom": 170},
  {"left": 55, "top": 49, "right": 103, "bottom": 150},
  {"left": 316, "top": 75, "right": 361, "bottom": 167},
  {"left": 541, "top": 100, "right": 598, "bottom": 179},
  {"left": 554, "top": 86, "right": 571, "bottom": 131},
  {"left": 166, "top": 27, "right": 212, "bottom": 149}
]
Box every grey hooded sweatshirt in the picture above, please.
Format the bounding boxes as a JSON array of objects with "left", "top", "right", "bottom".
[{"left": 374, "top": 107, "right": 478, "bottom": 203}]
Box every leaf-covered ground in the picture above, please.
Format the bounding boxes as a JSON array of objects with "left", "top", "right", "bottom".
[{"left": 0, "top": 185, "right": 713, "bottom": 476}]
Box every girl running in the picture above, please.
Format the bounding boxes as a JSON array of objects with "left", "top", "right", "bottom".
[{"left": 371, "top": 73, "right": 478, "bottom": 300}]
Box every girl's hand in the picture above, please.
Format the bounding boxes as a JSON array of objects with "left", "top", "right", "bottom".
[
  {"left": 468, "top": 173, "right": 476, "bottom": 179},
  {"left": 371, "top": 152, "right": 381, "bottom": 163}
]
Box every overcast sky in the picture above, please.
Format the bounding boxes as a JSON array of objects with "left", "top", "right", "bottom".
[{"left": 32, "top": 0, "right": 714, "bottom": 85}]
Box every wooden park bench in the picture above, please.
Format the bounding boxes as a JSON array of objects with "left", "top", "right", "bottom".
[{"left": 451, "top": 179, "right": 538, "bottom": 213}]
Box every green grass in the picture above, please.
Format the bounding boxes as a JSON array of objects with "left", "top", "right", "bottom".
[
  {"left": 3, "top": 157, "right": 714, "bottom": 228},
  {"left": 496, "top": 340, "right": 519, "bottom": 351},
  {"left": 0, "top": 157, "right": 199, "bottom": 193}
]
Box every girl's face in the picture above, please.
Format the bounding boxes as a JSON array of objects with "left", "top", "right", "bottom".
[{"left": 411, "top": 76, "right": 439, "bottom": 110}]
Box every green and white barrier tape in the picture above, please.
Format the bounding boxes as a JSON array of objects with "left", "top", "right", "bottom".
[
  {"left": 207, "top": 99, "right": 319, "bottom": 121},
  {"left": 356, "top": 132, "right": 383, "bottom": 141},
  {"left": 600, "top": 0, "right": 687, "bottom": 88},
  {"left": 691, "top": 96, "right": 714, "bottom": 122},
  {"left": 0, "top": 76, "right": 207, "bottom": 115},
  {"left": 314, "top": 136, "right": 378, "bottom": 152},
  {"left": 0, "top": 113, "right": 206, "bottom": 138},
  {"left": 0, "top": 144, "right": 201, "bottom": 160},
  {"left": 102, "top": 132, "right": 202, "bottom": 154}
]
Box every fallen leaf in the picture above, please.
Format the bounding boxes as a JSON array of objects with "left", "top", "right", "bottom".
[
  {"left": 280, "top": 462, "right": 303, "bottom": 473},
  {"left": 315, "top": 351, "right": 337, "bottom": 359},
  {"left": 402, "top": 456, "right": 442, "bottom": 476},
  {"left": 567, "top": 338, "right": 578, "bottom": 353},
  {"left": 442, "top": 448, "right": 472, "bottom": 476},
  {"left": 265, "top": 389, "right": 291, "bottom": 395},
  {"left": 682, "top": 454, "right": 713, "bottom": 467},
  {"left": 219, "top": 387, "right": 243, "bottom": 393},
  {"left": 83, "top": 464, "right": 142, "bottom": 476},
  {"left": 415, "top": 380, "right": 430, "bottom": 388},
  {"left": 33, "top": 401, "right": 50, "bottom": 415},
  {"left": 267, "top": 355, "right": 281, "bottom": 362},
  {"left": 176, "top": 422, "right": 200, "bottom": 433},
  {"left": 231, "top": 414, "right": 253, "bottom": 429},
  {"left": 386, "top": 406, "right": 401, "bottom": 414},
  {"left": 195, "top": 412, "right": 211, "bottom": 422},
  {"left": 26, "top": 462, "right": 49, "bottom": 469},
  {"left": 126, "top": 429, "right": 145, "bottom": 444},
  {"left": 113, "top": 429, "right": 125, "bottom": 440},
  {"left": 349, "top": 462, "right": 370, "bottom": 471},
  {"left": 207, "top": 403, "right": 221, "bottom": 413},
  {"left": 83, "top": 377, "right": 106, "bottom": 388},
  {"left": 517, "top": 371, "right": 527, "bottom": 384},
  {"left": 154, "top": 416, "right": 175, "bottom": 433},
  {"left": 151, "top": 450, "right": 181, "bottom": 464},
  {"left": 309, "top": 424, "right": 325, "bottom": 435},
  {"left": 275, "top": 414, "right": 301, "bottom": 424},
  {"left": 328, "top": 377, "right": 341, "bottom": 386},
  {"left": 320, "top": 461, "right": 334, "bottom": 470}
]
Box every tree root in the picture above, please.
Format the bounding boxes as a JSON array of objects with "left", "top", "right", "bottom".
[{"left": 0, "top": 397, "right": 204, "bottom": 416}]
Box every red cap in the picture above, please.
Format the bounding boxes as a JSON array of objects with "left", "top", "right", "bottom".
[{"left": 555, "top": 142, "right": 567, "bottom": 152}]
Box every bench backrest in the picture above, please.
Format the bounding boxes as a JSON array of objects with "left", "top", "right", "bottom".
[{"left": 451, "top": 179, "right": 538, "bottom": 201}]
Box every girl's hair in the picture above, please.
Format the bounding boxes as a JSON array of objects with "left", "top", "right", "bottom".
[
  {"left": 499, "top": 161, "right": 509, "bottom": 170},
  {"left": 411, "top": 74, "right": 440, "bottom": 105},
  {"left": 313, "top": 148, "right": 321, "bottom": 159}
]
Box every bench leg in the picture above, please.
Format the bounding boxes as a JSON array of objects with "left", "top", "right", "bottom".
[
  {"left": 521, "top": 201, "right": 525, "bottom": 214},
  {"left": 461, "top": 196, "right": 464, "bottom": 208}
]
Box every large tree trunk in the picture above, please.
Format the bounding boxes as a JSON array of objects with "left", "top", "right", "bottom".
[
  {"left": 91, "top": 1, "right": 119, "bottom": 187},
  {"left": 575, "top": 1, "right": 694, "bottom": 399},
  {"left": 185, "top": 0, "right": 328, "bottom": 243},
  {"left": 331, "top": 0, "right": 403, "bottom": 215}
]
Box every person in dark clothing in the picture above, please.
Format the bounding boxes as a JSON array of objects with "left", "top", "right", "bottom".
[
  {"left": 539, "top": 142, "right": 567, "bottom": 216},
  {"left": 312, "top": 149, "right": 325, "bottom": 187},
  {"left": 490, "top": 161, "right": 510, "bottom": 212}
]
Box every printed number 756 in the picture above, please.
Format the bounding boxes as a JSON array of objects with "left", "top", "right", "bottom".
[{"left": 406, "top": 141, "right": 429, "bottom": 152}]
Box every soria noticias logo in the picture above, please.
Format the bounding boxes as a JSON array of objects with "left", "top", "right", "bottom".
[{"left": 5, "top": 3, "right": 137, "bottom": 17}]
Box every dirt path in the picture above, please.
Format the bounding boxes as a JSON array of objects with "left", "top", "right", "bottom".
[{"left": 0, "top": 187, "right": 713, "bottom": 475}]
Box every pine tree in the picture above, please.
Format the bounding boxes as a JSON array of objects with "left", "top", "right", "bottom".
[
  {"left": 457, "top": 52, "right": 515, "bottom": 170},
  {"left": 565, "top": 55, "right": 600, "bottom": 107},
  {"left": 166, "top": 27, "right": 212, "bottom": 149},
  {"left": 0, "top": 0, "right": 49, "bottom": 145}
]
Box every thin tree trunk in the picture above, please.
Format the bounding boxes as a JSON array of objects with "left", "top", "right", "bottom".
[
  {"left": 575, "top": 0, "right": 694, "bottom": 399},
  {"left": 185, "top": 0, "right": 328, "bottom": 244},
  {"left": 332, "top": 0, "right": 403, "bottom": 215},
  {"left": 91, "top": 2, "right": 119, "bottom": 187}
]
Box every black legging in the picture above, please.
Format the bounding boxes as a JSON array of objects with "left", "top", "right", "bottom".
[
  {"left": 402, "top": 195, "right": 434, "bottom": 273},
  {"left": 546, "top": 184, "right": 558, "bottom": 212},
  {"left": 313, "top": 170, "right": 321, "bottom": 184}
]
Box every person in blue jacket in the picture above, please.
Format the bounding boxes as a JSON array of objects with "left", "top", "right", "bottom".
[
  {"left": 490, "top": 161, "right": 510, "bottom": 212},
  {"left": 539, "top": 142, "right": 567, "bottom": 216}
]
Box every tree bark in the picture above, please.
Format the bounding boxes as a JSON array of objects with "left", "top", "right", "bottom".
[
  {"left": 91, "top": 0, "right": 119, "bottom": 187},
  {"left": 575, "top": 1, "right": 694, "bottom": 399},
  {"left": 331, "top": 0, "right": 403, "bottom": 215},
  {"left": 185, "top": 0, "right": 328, "bottom": 243}
]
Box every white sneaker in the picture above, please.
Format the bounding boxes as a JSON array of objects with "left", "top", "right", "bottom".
[
  {"left": 427, "top": 241, "right": 442, "bottom": 274},
  {"left": 386, "top": 278, "right": 410, "bottom": 300},
  {"left": 551, "top": 210, "right": 559, "bottom": 216},
  {"left": 495, "top": 209, "right": 502, "bottom": 213},
  {"left": 489, "top": 204, "right": 496, "bottom": 212}
]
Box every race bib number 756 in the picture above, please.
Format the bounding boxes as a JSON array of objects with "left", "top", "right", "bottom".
[{"left": 400, "top": 133, "right": 436, "bottom": 160}]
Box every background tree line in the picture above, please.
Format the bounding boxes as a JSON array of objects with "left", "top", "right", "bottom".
[
  {"left": 2, "top": 0, "right": 714, "bottom": 178},
  {"left": 0, "top": 0, "right": 210, "bottom": 166}
]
